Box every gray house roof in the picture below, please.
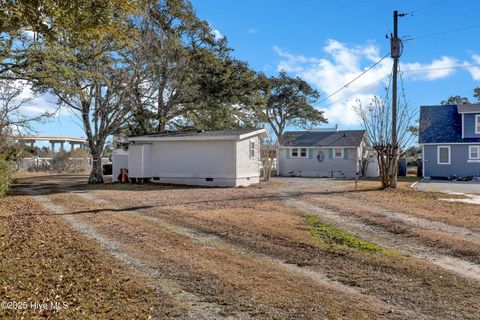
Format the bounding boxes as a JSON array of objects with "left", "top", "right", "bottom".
[
  {"left": 128, "top": 128, "right": 267, "bottom": 142},
  {"left": 457, "top": 104, "right": 480, "bottom": 113},
  {"left": 281, "top": 130, "right": 366, "bottom": 147}
]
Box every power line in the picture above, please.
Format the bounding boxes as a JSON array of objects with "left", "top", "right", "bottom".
[
  {"left": 402, "top": 63, "right": 480, "bottom": 73},
  {"left": 316, "top": 53, "right": 390, "bottom": 106},
  {"left": 403, "top": 0, "right": 449, "bottom": 16},
  {"left": 319, "top": 74, "right": 391, "bottom": 109},
  {"left": 406, "top": 23, "right": 480, "bottom": 41}
]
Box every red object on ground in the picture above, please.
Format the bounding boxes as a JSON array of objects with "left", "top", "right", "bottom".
[{"left": 121, "top": 169, "right": 128, "bottom": 183}]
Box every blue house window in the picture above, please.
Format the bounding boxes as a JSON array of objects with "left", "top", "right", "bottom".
[{"left": 437, "top": 146, "right": 450, "bottom": 165}]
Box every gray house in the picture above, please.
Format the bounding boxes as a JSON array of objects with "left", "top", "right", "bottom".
[
  {"left": 419, "top": 104, "right": 480, "bottom": 179},
  {"left": 277, "top": 129, "right": 368, "bottom": 178}
]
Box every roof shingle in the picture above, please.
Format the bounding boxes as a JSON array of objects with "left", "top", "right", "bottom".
[
  {"left": 419, "top": 105, "right": 480, "bottom": 143},
  {"left": 281, "top": 130, "right": 366, "bottom": 147}
]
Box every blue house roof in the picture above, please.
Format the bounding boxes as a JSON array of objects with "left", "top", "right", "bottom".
[{"left": 419, "top": 105, "right": 480, "bottom": 143}]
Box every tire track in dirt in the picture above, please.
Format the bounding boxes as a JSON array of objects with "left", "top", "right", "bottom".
[
  {"left": 66, "top": 186, "right": 425, "bottom": 319},
  {"left": 279, "top": 185, "right": 480, "bottom": 281},
  {"left": 21, "top": 188, "right": 249, "bottom": 320}
]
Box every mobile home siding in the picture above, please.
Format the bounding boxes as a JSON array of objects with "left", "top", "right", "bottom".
[
  {"left": 150, "top": 140, "right": 235, "bottom": 179},
  {"left": 423, "top": 144, "right": 480, "bottom": 177},
  {"left": 463, "top": 113, "right": 480, "bottom": 138},
  {"left": 278, "top": 147, "right": 358, "bottom": 178},
  {"left": 235, "top": 136, "right": 261, "bottom": 185},
  {"left": 128, "top": 144, "right": 152, "bottom": 178}
]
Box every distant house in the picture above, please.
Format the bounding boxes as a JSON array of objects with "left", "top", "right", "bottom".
[
  {"left": 277, "top": 129, "right": 369, "bottom": 178},
  {"left": 122, "top": 128, "right": 267, "bottom": 187},
  {"left": 419, "top": 104, "right": 480, "bottom": 178}
]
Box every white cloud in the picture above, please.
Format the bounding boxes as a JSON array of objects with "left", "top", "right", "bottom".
[
  {"left": 402, "top": 56, "right": 458, "bottom": 80},
  {"left": 247, "top": 28, "right": 258, "bottom": 34},
  {"left": 466, "top": 54, "right": 480, "bottom": 80},
  {"left": 9, "top": 80, "right": 59, "bottom": 116},
  {"left": 274, "top": 39, "right": 462, "bottom": 127},
  {"left": 212, "top": 29, "right": 223, "bottom": 40}
]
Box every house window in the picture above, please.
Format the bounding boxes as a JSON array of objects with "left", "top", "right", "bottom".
[
  {"left": 300, "top": 148, "right": 307, "bottom": 157},
  {"left": 476, "top": 115, "right": 480, "bottom": 134},
  {"left": 469, "top": 145, "right": 480, "bottom": 159},
  {"left": 249, "top": 141, "right": 255, "bottom": 158},
  {"left": 437, "top": 146, "right": 450, "bottom": 165},
  {"left": 334, "top": 148, "right": 344, "bottom": 158},
  {"left": 290, "top": 148, "right": 307, "bottom": 158}
]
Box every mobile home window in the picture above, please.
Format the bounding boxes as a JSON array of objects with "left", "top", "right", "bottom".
[
  {"left": 334, "top": 148, "right": 344, "bottom": 158},
  {"left": 300, "top": 148, "right": 307, "bottom": 157},
  {"left": 476, "top": 115, "right": 480, "bottom": 134},
  {"left": 291, "top": 148, "right": 298, "bottom": 157},
  {"left": 249, "top": 141, "right": 255, "bottom": 158},
  {"left": 469, "top": 145, "right": 480, "bottom": 159},
  {"left": 437, "top": 146, "right": 450, "bottom": 165}
]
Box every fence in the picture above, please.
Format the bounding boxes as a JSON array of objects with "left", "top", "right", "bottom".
[{"left": 16, "top": 157, "right": 110, "bottom": 173}]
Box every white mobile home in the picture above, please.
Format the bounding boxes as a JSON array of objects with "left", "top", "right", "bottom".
[{"left": 124, "top": 129, "right": 267, "bottom": 187}]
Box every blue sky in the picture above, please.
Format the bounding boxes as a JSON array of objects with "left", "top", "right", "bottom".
[{"left": 29, "top": 0, "right": 480, "bottom": 138}]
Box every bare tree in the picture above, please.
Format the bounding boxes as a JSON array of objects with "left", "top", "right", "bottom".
[
  {"left": 353, "top": 96, "right": 416, "bottom": 188},
  {"left": 260, "top": 135, "right": 277, "bottom": 181},
  {"left": 0, "top": 79, "right": 52, "bottom": 157}
]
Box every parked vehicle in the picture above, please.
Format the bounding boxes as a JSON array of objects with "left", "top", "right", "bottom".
[{"left": 102, "top": 163, "right": 112, "bottom": 175}]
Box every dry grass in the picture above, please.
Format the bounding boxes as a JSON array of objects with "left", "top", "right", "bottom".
[
  {"left": 7, "top": 174, "right": 480, "bottom": 319},
  {"left": 0, "top": 195, "right": 180, "bottom": 319},
  {"left": 337, "top": 180, "right": 480, "bottom": 231},
  {"left": 61, "top": 185, "right": 480, "bottom": 319}
]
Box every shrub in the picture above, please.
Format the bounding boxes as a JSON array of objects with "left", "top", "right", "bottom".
[
  {"left": 0, "top": 160, "right": 14, "bottom": 197},
  {"left": 51, "top": 149, "right": 90, "bottom": 173}
]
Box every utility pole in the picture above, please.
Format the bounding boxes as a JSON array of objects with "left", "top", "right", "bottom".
[{"left": 390, "top": 10, "right": 402, "bottom": 188}]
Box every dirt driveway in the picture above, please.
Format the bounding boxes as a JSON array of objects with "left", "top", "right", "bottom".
[{"left": 6, "top": 174, "right": 480, "bottom": 319}]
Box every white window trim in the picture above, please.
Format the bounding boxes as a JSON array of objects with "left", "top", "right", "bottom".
[
  {"left": 300, "top": 147, "right": 308, "bottom": 158},
  {"left": 290, "top": 147, "right": 308, "bottom": 158},
  {"left": 249, "top": 140, "right": 255, "bottom": 159},
  {"left": 476, "top": 114, "right": 480, "bottom": 134},
  {"left": 437, "top": 145, "right": 451, "bottom": 165},
  {"left": 290, "top": 148, "right": 298, "bottom": 158},
  {"left": 469, "top": 145, "right": 480, "bottom": 160},
  {"left": 333, "top": 147, "right": 344, "bottom": 159}
]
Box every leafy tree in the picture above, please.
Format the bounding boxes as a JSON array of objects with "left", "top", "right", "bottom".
[
  {"left": 0, "top": 0, "right": 136, "bottom": 79},
  {"left": 441, "top": 95, "right": 470, "bottom": 105},
  {"left": 28, "top": 19, "right": 143, "bottom": 182},
  {"left": 441, "top": 87, "right": 480, "bottom": 105},
  {"left": 124, "top": 0, "right": 258, "bottom": 134},
  {"left": 254, "top": 71, "right": 326, "bottom": 142}
]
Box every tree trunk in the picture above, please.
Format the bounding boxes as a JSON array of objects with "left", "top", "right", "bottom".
[
  {"left": 88, "top": 151, "right": 103, "bottom": 184},
  {"left": 390, "top": 150, "right": 399, "bottom": 189}
]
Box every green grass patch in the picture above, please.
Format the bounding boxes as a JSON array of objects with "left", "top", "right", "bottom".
[{"left": 306, "top": 215, "right": 383, "bottom": 253}]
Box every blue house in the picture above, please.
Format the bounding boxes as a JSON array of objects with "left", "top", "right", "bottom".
[{"left": 419, "top": 104, "right": 480, "bottom": 178}]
